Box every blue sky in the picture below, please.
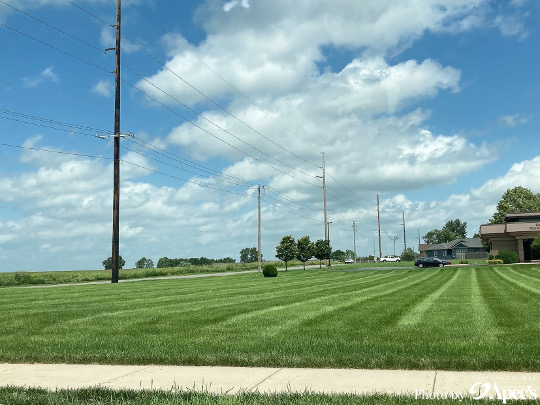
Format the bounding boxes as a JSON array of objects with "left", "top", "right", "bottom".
[{"left": 1, "top": 0, "right": 539, "bottom": 272}]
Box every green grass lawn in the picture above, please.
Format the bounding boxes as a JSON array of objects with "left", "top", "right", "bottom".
[
  {"left": 0, "top": 386, "right": 509, "bottom": 405},
  {"left": 1, "top": 265, "right": 539, "bottom": 371}
]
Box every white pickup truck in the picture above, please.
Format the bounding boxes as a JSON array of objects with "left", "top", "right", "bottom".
[{"left": 379, "top": 255, "right": 401, "bottom": 262}]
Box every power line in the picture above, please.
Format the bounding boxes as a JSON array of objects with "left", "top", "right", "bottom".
[
  {"left": 1, "top": 14, "right": 319, "bottom": 188},
  {"left": 122, "top": 0, "right": 322, "bottom": 169},
  {"left": 2, "top": 3, "right": 381, "bottom": 232},
  {"left": 63, "top": 0, "right": 319, "bottom": 181}
]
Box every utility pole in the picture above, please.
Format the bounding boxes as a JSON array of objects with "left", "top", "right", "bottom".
[
  {"left": 377, "top": 194, "right": 382, "bottom": 259},
  {"left": 321, "top": 153, "right": 329, "bottom": 267},
  {"left": 389, "top": 236, "right": 399, "bottom": 256},
  {"left": 111, "top": 0, "right": 122, "bottom": 284},
  {"left": 402, "top": 212, "right": 407, "bottom": 254},
  {"left": 257, "top": 185, "right": 264, "bottom": 272},
  {"left": 352, "top": 221, "right": 357, "bottom": 263}
]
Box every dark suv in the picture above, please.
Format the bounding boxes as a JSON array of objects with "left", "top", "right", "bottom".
[{"left": 414, "top": 257, "right": 446, "bottom": 268}]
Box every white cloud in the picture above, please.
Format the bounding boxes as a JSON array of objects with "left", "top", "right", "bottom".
[
  {"left": 92, "top": 80, "right": 113, "bottom": 97},
  {"left": 223, "top": 0, "right": 250, "bottom": 12},
  {"left": 497, "top": 113, "right": 529, "bottom": 127},
  {"left": 21, "top": 67, "right": 59, "bottom": 88}
]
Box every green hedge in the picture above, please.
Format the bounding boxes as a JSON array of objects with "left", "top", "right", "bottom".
[{"left": 496, "top": 250, "right": 519, "bottom": 264}]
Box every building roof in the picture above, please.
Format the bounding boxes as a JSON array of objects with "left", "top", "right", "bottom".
[
  {"left": 505, "top": 211, "right": 540, "bottom": 220},
  {"left": 426, "top": 238, "right": 484, "bottom": 251},
  {"left": 418, "top": 243, "right": 434, "bottom": 252}
]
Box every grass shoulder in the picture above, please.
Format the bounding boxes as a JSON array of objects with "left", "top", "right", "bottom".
[
  {"left": 0, "top": 387, "right": 503, "bottom": 405},
  {"left": 0, "top": 262, "right": 259, "bottom": 287}
]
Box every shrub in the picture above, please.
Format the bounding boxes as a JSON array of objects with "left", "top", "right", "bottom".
[
  {"left": 459, "top": 260, "right": 469, "bottom": 264},
  {"left": 262, "top": 264, "right": 278, "bottom": 278},
  {"left": 13, "top": 271, "right": 34, "bottom": 285},
  {"left": 487, "top": 259, "right": 504, "bottom": 265},
  {"left": 496, "top": 250, "right": 519, "bottom": 264}
]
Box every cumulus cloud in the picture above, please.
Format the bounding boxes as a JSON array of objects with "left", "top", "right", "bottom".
[
  {"left": 21, "top": 67, "right": 59, "bottom": 88},
  {"left": 497, "top": 113, "right": 529, "bottom": 127},
  {"left": 92, "top": 80, "right": 113, "bottom": 97}
]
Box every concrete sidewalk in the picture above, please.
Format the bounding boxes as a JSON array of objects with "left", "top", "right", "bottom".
[{"left": 1, "top": 363, "right": 539, "bottom": 398}]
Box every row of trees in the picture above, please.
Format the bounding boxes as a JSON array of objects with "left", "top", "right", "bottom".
[
  {"left": 102, "top": 256, "right": 236, "bottom": 270},
  {"left": 156, "top": 256, "right": 235, "bottom": 268},
  {"left": 275, "top": 235, "right": 331, "bottom": 270}
]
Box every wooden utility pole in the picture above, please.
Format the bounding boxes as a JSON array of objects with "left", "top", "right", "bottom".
[
  {"left": 377, "top": 194, "right": 382, "bottom": 259},
  {"left": 402, "top": 212, "right": 407, "bottom": 254},
  {"left": 352, "top": 221, "right": 357, "bottom": 263},
  {"left": 389, "top": 236, "right": 399, "bottom": 256},
  {"left": 322, "top": 153, "right": 328, "bottom": 242},
  {"left": 257, "top": 185, "right": 263, "bottom": 272},
  {"left": 320, "top": 153, "right": 329, "bottom": 268},
  {"left": 111, "top": 0, "right": 121, "bottom": 283}
]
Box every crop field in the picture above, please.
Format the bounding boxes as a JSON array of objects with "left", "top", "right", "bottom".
[{"left": 1, "top": 265, "right": 539, "bottom": 371}]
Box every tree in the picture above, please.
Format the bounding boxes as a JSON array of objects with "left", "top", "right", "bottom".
[
  {"left": 490, "top": 186, "right": 540, "bottom": 224},
  {"left": 443, "top": 219, "right": 467, "bottom": 239},
  {"left": 156, "top": 257, "right": 171, "bottom": 268},
  {"left": 423, "top": 219, "right": 468, "bottom": 244},
  {"left": 135, "top": 257, "right": 154, "bottom": 268},
  {"left": 275, "top": 235, "right": 297, "bottom": 271},
  {"left": 239, "top": 247, "right": 259, "bottom": 263},
  {"left": 400, "top": 248, "right": 418, "bottom": 261},
  {"left": 423, "top": 228, "right": 456, "bottom": 244},
  {"left": 345, "top": 249, "right": 355, "bottom": 261},
  {"left": 313, "top": 239, "right": 331, "bottom": 268},
  {"left": 531, "top": 236, "right": 540, "bottom": 254},
  {"left": 296, "top": 235, "right": 314, "bottom": 270},
  {"left": 330, "top": 249, "right": 346, "bottom": 261},
  {"left": 102, "top": 256, "right": 125, "bottom": 270}
]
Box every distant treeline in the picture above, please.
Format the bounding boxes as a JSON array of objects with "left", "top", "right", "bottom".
[{"left": 156, "top": 257, "right": 236, "bottom": 268}]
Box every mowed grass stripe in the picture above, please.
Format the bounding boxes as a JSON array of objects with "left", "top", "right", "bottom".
[
  {"left": 503, "top": 266, "right": 540, "bottom": 291},
  {"left": 492, "top": 267, "right": 540, "bottom": 296},
  {"left": 469, "top": 268, "right": 499, "bottom": 344},
  {"left": 477, "top": 267, "right": 537, "bottom": 331},
  {"left": 211, "top": 269, "right": 440, "bottom": 336},
  {"left": 397, "top": 269, "right": 460, "bottom": 327},
  {"left": 1, "top": 271, "right": 403, "bottom": 339}
]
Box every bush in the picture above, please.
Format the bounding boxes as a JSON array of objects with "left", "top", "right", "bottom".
[
  {"left": 459, "top": 260, "right": 469, "bottom": 264},
  {"left": 487, "top": 259, "right": 504, "bottom": 265},
  {"left": 496, "top": 250, "right": 519, "bottom": 264},
  {"left": 13, "top": 271, "right": 35, "bottom": 285},
  {"left": 262, "top": 264, "right": 278, "bottom": 278}
]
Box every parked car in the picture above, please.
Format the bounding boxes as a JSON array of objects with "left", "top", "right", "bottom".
[
  {"left": 414, "top": 257, "right": 446, "bottom": 268},
  {"left": 379, "top": 255, "right": 401, "bottom": 262},
  {"left": 440, "top": 259, "right": 452, "bottom": 265},
  {"left": 344, "top": 258, "right": 354, "bottom": 264}
]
